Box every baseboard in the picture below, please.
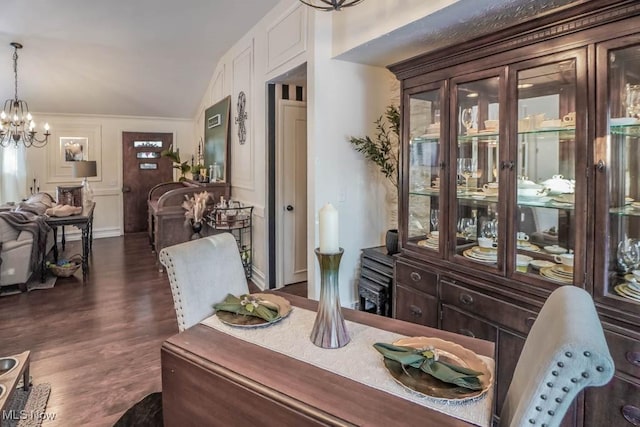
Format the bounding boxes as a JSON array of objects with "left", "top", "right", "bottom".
[{"left": 250, "top": 267, "right": 266, "bottom": 290}]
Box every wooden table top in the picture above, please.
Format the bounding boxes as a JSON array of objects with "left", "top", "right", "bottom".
[{"left": 163, "top": 292, "right": 495, "bottom": 427}]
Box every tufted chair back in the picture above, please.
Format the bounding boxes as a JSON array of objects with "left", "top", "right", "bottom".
[
  {"left": 499, "top": 286, "right": 614, "bottom": 427},
  {"left": 159, "top": 233, "right": 249, "bottom": 332}
]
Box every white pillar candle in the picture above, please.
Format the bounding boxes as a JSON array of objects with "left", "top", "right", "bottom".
[{"left": 319, "top": 203, "right": 339, "bottom": 254}]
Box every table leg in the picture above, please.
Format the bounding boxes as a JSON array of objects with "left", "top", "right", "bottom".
[
  {"left": 61, "top": 226, "right": 66, "bottom": 251},
  {"left": 81, "top": 225, "right": 89, "bottom": 282},
  {"left": 22, "top": 362, "right": 29, "bottom": 391},
  {"left": 52, "top": 227, "right": 59, "bottom": 262}
]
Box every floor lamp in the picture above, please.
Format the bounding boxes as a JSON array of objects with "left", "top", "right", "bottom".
[{"left": 73, "top": 160, "right": 97, "bottom": 206}]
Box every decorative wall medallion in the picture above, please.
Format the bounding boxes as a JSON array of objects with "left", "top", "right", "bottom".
[{"left": 235, "top": 91, "right": 248, "bottom": 145}]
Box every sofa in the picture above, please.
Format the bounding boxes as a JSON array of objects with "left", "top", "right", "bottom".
[
  {"left": 0, "top": 193, "right": 56, "bottom": 290},
  {"left": 148, "top": 180, "right": 230, "bottom": 260}
]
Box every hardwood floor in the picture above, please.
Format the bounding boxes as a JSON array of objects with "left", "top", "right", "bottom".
[{"left": 0, "top": 233, "right": 306, "bottom": 426}]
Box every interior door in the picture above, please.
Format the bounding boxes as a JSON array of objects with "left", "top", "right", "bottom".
[
  {"left": 122, "top": 132, "right": 173, "bottom": 233},
  {"left": 278, "top": 100, "right": 307, "bottom": 285}
]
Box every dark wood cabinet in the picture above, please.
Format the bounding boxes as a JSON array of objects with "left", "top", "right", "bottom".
[
  {"left": 358, "top": 246, "right": 395, "bottom": 317},
  {"left": 389, "top": 2, "right": 640, "bottom": 426}
]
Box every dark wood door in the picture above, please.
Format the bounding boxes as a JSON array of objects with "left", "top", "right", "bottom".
[{"left": 122, "top": 132, "right": 173, "bottom": 233}]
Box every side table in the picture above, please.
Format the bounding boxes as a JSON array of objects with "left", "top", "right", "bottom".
[{"left": 358, "top": 246, "right": 395, "bottom": 317}]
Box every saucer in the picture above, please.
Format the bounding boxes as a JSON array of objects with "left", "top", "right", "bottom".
[{"left": 544, "top": 245, "right": 567, "bottom": 254}]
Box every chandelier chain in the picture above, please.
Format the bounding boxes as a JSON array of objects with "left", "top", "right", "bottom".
[{"left": 13, "top": 47, "right": 18, "bottom": 102}]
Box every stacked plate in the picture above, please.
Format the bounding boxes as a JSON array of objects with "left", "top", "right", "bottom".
[
  {"left": 417, "top": 233, "right": 439, "bottom": 250},
  {"left": 614, "top": 275, "right": 640, "bottom": 302},
  {"left": 630, "top": 202, "right": 640, "bottom": 211},
  {"left": 539, "top": 264, "right": 574, "bottom": 284},
  {"left": 517, "top": 241, "right": 541, "bottom": 252},
  {"left": 462, "top": 246, "right": 497, "bottom": 264}
]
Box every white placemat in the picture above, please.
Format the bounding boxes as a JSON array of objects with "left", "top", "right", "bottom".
[{"left": 201, "top": 307, "right": 494, "bottom": 426}]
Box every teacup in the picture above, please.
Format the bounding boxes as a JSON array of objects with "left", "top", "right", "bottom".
[
  {"left": 516, "top": 254, "right": 533, "bottom": 272},
  {"left": 482, "top": 183, "right": 499, "bottom": 195},
  {"left": 554, "top": 253, "right": 574, "bottom": 267},
  {"left": 478, "top": 237, "right": 498, "bottom": 249},
  {"left": 429, "top": 230, "right": 439, "bottom": 239},
  {"left": 516, "top": 232, "right": 529, "bottom": 241},
  {"left": 562, "top": 112, "right": 576, "bottom": 126}
]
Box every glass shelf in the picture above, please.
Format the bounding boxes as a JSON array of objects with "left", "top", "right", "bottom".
[{"left": 610, "top": 123, "right": 640, "bottom": 136}]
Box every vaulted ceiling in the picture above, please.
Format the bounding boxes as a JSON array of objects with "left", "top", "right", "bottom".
[{"left": 0, "top": 0, "right": 279, "bottom": 119}]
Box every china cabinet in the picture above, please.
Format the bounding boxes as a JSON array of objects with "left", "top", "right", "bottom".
[{"left": 389, "top": 1, "right": 640, "bottom": 425}]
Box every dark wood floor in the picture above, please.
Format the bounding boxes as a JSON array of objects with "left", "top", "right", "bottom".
[{"left": 0, "top": 233, "right": 305, "bottom": 426}]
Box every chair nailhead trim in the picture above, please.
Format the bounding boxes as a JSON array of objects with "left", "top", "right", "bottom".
[
  {"left": 555, "top": 397, "right": 562, "bottom": 403},
  {"left": 583, "top": 351, "right": 591, "bottom": 357},
  {"left": 552, "top": 371, "right": 559, "bottom": 376},
  {"left": 529, "top": 419, "right": 535, "bottom": 424},
  {"left": 540, "top": 394, "right": 547, "bottom": 400},
  {"left": 582, "top": 372, "right": 589, "bottom": 378},
  {"left": 536, "top": 406, "right": 542, "bottom": 411},
  {"left": 562, "top": 386, "right": 570, "bottom": 392},
  {"left": 542, "top": 424, "right": 548, "bottom": 427},
  {"left": 548, "top": 410, "right": 555, "bottom": 416},
  {"left": 571, "top": 378, "right": 578, "bottom": 383},
  {"left": 547, "top": 382, "right": 554, "bottom": 388},
  {"left": 596, "top": 366, "right": 604, "bottom": 372},
  {"left": 557, "top": 362, "right": 564, "bottom": 368},
  {"left": 565, "top": 351, "right": 572, "bottom": 358}
]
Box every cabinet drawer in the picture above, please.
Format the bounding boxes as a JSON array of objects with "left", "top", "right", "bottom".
[
  {"left": 585, "top": 375, "right": 640, "bottom": 427},
  {"left": 604, "top": 329, "right": 640, "bottom": 381},
  {"left": 362, "top": 257, "right": 393, "bottom": 277},
  {"left": 395, "top": 261, "right": 437, "bottom": 296},
  {"left": 395, "top": 284, "right": 438, "bottom": 327},
  {"left": 361, "top": 266, "right": 392, "bottom": 287},
  {"left": 440, "top": 280, "right": 537, "bottom": 336}
]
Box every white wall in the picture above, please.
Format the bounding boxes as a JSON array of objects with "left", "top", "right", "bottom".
[
  {"left": 307, "top": 11, "right": 393, "bottom": 303},
  {"left": 26, "top": 113, "right": 195, "bottom": 239}
]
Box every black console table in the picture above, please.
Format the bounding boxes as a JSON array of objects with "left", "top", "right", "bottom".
[{"left": 358, "top": 246, "right": 395, "bottom": 317}]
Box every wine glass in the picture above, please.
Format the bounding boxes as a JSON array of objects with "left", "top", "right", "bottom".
[
  {"left": 430, "top": 209, "right": 439, "bottom": 232},
  {"left": 457, "top": 158, "right": 474, "bottom": 191},
  {"left": 461, "top": 108, "right": 475, "bottom": 133}
]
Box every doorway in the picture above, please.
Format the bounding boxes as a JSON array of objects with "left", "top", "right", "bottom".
[
  {"left": 122, "top": 132, "right": 173, "bottom": 233},
  {"left": 267, "top": 66, "right": 308, "bottom": 288}
]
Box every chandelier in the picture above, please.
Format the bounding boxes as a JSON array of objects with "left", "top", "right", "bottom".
[
  {"left": 0, "top": 42, "right": 50, "bottom": 148},
  {"left": 298, "top": 0, "right": 364, "bottom": 11}
]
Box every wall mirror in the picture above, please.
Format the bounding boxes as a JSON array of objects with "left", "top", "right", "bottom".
[{"left": 204, "top": 96, "right": 231, "bottom": 182}]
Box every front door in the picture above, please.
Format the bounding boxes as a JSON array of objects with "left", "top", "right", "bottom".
[
  {"left": 122, "top": 132, "right": 173, "bottom": 233},
  {"left": 278, "top": 100, "right": 307, "bottom": 285}
]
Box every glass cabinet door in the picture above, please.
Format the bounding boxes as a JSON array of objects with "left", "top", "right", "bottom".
[
  {"left": 405, "top": 86, "right": 443, "bottom": 252},
  {"left": 511, "top": 56, "right": 584, "bottom": 286},
  {"left": 452, "top": 75, "right": 501, "bottom": 269},
  {"left": 595, "top": 38, "right": 640, "bottom": 308}
]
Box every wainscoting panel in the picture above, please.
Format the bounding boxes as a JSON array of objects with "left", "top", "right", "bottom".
[
  {"left": 266, "top": 4, "right": 307, "bottom": 73},
  {"left": 231, "top": 41, "right": 254, "bottom": 191},
  {"left": 211, "top": 65, "right": 226, "bottom": 105}
]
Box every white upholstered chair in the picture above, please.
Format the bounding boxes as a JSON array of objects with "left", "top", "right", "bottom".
[
  {"left": 499, "top": 286, "right": 614, "bottom": 427},
  {"left": 159, "top": 233, "right": 249, "bottom": 332}
]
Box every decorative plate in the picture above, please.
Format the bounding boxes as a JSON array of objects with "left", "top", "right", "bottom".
[
  {"left": 216, "top": 293, "right": 292, "bottom": 328},
  {"left": 544, "top": 245, "right": 567, "bottom": 254},
  {"left": 383, "top": 337, "right": 492, "bottom": 402},
  {"left": 530, "top": 260, "right": 555, "bottom": 270}
]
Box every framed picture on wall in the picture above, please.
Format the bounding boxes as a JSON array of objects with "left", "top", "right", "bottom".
[{"left": 61, "top": 137, "right": 88, "bottom": 162}]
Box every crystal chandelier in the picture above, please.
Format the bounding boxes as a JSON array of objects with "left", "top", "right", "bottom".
[
  {"left": 298, "top": 0, "right": 364, "bottom": 11},
  {"left": 0, "top": 42, "right": 50, "bottom": 148}
]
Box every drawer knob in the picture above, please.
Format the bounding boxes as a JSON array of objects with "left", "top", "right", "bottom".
[
  {"left": 525, "top": 317, "right": 536, "bottom": 329},
  {"left": 410, "top": 272, "right": 421, "bottom": 282},
  {"left": 459, "top": 293, "right": 474, "bottom": 305},
  {"left": 459, "top": 328, "right": 475, "bottom": 338},
  {"left": 626, "top": 351, "right": 640, "bottom": 367},
  {"left": 409, "top": 304, "right": 422, "bottom": 317},
  {"left": 621, "top": 405, "right": 640, "bottom": 425}
]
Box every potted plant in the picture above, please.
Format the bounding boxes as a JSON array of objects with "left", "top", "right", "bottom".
[
  {"left": 160, "top": 144, "right": 191, "bottom": 181},
  {"left": 348, "top": 105, "right": 400, "bottom": 254}
]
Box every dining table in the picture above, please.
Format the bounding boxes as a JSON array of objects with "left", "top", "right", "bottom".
[{"left": 161, "top": 292, "right": 495, "bottom": 426}]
